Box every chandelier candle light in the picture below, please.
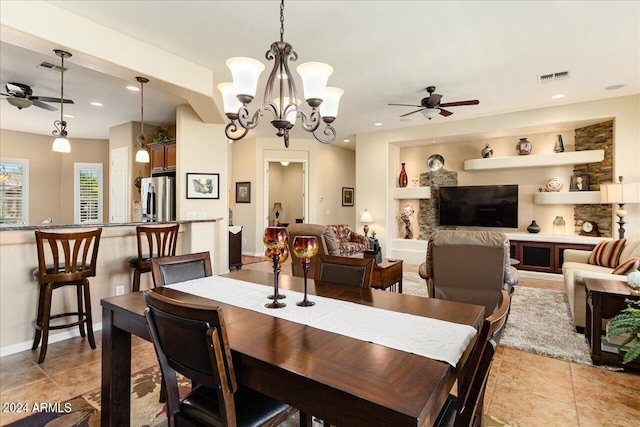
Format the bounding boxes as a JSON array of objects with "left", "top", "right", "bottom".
[
  {"left": 292, "top": 236, "right": 319, "bottom": 307},
  {"left": 218, "top": 0, "right": 343, "bottom": 148},
  {"left": 263, "top": 226, "right": 289, "bottom": 308},
  {"left": 52, "top": 49, "right": 72, "bottom": 153},
  {"left": 135, "top": 77, "right": 150, "bottom": 163}
]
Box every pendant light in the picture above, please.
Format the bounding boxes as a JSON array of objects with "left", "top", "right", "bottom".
[
  {"left": 52, "top": 49, "right": 71, "bottom": 153},
  {"left": 135, "top": 77, "right": 150, "bottom": 163}
]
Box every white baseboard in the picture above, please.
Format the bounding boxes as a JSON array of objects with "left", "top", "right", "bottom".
[
  {"left": 517, "top": 270, "right": 563, "bottom": 281},
  {"left": 0, "top": 322, "right": 103, "bottom": 358}
]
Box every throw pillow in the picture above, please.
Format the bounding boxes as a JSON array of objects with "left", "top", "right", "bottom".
[
  {"left": 588, "top": 239, "right": 627, "bottom": 268},
  {"left": 612, "top": 257, "right": 640, "bottom": 275},
  {"left": 323, "top": 228, "right": 340, "bottom": 256}
]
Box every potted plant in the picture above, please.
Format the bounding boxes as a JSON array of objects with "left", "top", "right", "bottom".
[
  {"left": 605, "top": 299, "right": 640, "bottom": 364},
  {"left": 153, "top": 127, "right": 171, "bottom": 143}
]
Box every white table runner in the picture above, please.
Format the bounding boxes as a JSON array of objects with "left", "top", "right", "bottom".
[{"left": 167, "top": 276, "right": 477, "bottom": 366}]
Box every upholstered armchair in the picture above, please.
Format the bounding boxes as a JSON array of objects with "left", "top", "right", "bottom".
[
  {"left": 418, "top": 230, "right": 519, "bottom": 316},
  {"left": 325, "top": 224, "right": 370, "bottom": 257}
]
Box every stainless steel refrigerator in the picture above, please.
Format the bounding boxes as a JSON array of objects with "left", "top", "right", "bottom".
[{"left": 140, "top": 177, "right": 176, "bottom": 222}]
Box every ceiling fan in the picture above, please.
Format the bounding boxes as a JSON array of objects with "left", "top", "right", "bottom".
[
  {"left": 1, "top": 82, "right": 74, "bottom": 111},
  {"left": 389, "top": 86, "right": 479, "bottom": 119}
]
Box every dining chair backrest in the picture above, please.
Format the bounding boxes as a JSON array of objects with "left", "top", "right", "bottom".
[
  {"left": 151, "top": 252, "right": 212, "bottom": 287},
  {"left": 313, "top": 254, "right": 374, "bottom": 288},
  {"left": 136, "top": 223, "right": 180, "bottom": 269},
  {"left": 144, "top": 288, "right": 238, "bottom": 425},
  {"left": 35, "top": 228, "right": 102, "bottom": 285}
]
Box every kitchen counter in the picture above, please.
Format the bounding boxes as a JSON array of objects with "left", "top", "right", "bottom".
[{"left": 0, "top": 217, "right": 222, "bottom": 232}]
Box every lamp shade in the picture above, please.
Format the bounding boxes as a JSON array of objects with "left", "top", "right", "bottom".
[
  {"left": 319, "top": 87, "right": 344, "bottom": 118},
  {"left": 217, "top": 82, "right": 243, "bottom": 114},
  {"left": 273, "top": 202, "right": 283, "bottom": 213},
  {"left": 135, "top": 148, "right": 150, "bottom": 163},
  {"left": 360, "top": 210, "right": 373, "bottom": 224},
  {"left": 601, "top": 182, "right": 640, "bottom": 204},
  {"left": 296, "top": 62, "right": 333, "bottom": 102},
  {"left": 226, "top": 57, "right": 265, "bottom": 98},
  {"left": 52, "top": 137, "right": 71, "bottom": 153}
]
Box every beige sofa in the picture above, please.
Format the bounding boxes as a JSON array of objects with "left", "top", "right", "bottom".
[{"left": 562, "top": 235, "right": 640, "bottom": 331}]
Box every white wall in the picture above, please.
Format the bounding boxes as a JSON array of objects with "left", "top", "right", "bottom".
[{"left": 356, "top": 95, "right": 640, "bottom": 257}]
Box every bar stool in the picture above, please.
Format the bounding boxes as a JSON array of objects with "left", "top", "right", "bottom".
[
  {"left": 128, "top": 223, "right": 179, "bottom": 292},
  {"left": 33, "top": 228, "right": 102, "bottom": 364}
]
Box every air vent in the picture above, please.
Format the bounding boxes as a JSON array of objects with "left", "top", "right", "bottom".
[
  {"left": 537, "top": 70, "right": 570, "bottom": 84},
  {"left": 35, "top": 61, "right": 68, "bottom": 73}
]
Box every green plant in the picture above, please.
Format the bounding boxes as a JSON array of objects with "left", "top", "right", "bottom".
[
  {"left": 606, "top": 299, "right": 640, "bottom": 364},
  {"left": 370, "top": 230, "right": 377, "bottom": 239},
  {"left": 153, "top": 127, "right": 171, "bottom": 143}
]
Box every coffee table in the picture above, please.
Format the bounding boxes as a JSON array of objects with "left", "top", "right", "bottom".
[
  {"left": 371, "top": 258, "right": 403, "bottom": 293},
  {"left": 584, "top": 277, "right": 640, "bottom": 367}
]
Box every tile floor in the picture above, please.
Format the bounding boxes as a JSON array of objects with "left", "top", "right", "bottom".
[{"left": 1, "top": 261, "right": 639, "bottom": 426}]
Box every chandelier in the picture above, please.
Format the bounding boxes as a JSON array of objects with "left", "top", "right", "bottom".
[
  {"left": 135, "top": 77, "right": 150, "bottom": 163},
  {"left": 52, "top": 49, "right": 71, "bottom": 153},
  {"left": 218, "top": 0, "right": 343, "bottom": 148}
]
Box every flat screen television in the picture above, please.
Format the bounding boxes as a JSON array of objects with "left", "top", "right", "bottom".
[{"left": 439, "top": 185, "right": 518, "bottom": 228}]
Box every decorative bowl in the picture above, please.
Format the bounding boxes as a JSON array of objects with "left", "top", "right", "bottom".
[
  {"left": 545, "top": 177, "right": 564, "bottom": 192},
  {"left": 426, "top": 154, "right": 445, "bottom": 172}
]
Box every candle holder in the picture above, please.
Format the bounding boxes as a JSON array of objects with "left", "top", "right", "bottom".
[
  {"left": 292, "top": 236, "right": 319, "bottom": 307},
  {"left": 265, "top": 245, "right": 288, "bottom": 300},
  {"left": 263, "top": 227, "right": 288, "bottom": 308}
]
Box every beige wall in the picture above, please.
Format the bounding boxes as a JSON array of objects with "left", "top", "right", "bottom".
[
  {"left": 0, "top": 129, "right": 109, "bottom": 225},
  {"left": 268, "top": 162, "right": 304, "bottom": 225}
]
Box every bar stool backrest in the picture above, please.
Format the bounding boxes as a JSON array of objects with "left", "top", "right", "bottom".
[
  {"left": 35, "top": 229, "right": 102, "bottom": 284},
  {"left": 136, "top": 224, "right": 179, "bottom": 268}
]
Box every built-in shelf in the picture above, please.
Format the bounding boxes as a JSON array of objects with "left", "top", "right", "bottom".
[
  {"left": 392, "top": 187, "right": 431, "bottom": 199},
  {"left": 534, "top": 191, "right": 602, "bottom": 205},
  {"left": 464, "top": 150, "right": 604, "bottom": 171}
]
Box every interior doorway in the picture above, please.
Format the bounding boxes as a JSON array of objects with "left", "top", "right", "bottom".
[{"left": 264, "top": 160, "right": 307, "bottom": 229}]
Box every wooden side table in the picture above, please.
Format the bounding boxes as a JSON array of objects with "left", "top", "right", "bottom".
[
  {"left": 584, "top": 277, "right": 640, "bottom": 367},
  {"left": 371, "top": 259, "right": 403, "bottom": 293}
]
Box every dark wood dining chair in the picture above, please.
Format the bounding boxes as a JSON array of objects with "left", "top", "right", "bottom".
[
  {"left": 143, "top": 288, "right": 297, "bottom": 427},
  {"left": 434, "top": 290, "right": 511, "bottom": 427},
  {"left": 32, "top": 228, "right": 102, "bottom": 364},
  {"left": 129, "top": 223, "right": 179, "bottom": 292},
  {"left": 151, "top": 251, "right": 212, "bottom": 287},
  {"left": 313, "top": 254, "right": 374, "bottom": 288}
]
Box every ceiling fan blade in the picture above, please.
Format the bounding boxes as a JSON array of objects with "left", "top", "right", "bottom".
[
  {"left": 400, "top": 108, "right": 425, "bottom": 117},
  {"left": 439, "top": 108, "right": 454, "bottom": 117},
  {"left": 32, "top": 96, "right": 74, "bottom": 104},
  {"left": 32, "top": 100, "right": 58, "bottom": 111},
  {"left": 389, "top": 103, "right": 422, "bottom": 107},
  {"left": 1, "top": 93, "right": 12, "bottom": 97},
  {"left": 6, "top": 83, "right": 25, "bottom": 97},
  {"left": 426, "top": 93, "right": 442, "bottom": 107},
  {"left": 439, "top": 100, "right": 479, "bottom": 107}
]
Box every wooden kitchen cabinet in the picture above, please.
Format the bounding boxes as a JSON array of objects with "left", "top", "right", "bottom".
[{"left": 149, "top": 140, "right": 176, "bottom": 175}]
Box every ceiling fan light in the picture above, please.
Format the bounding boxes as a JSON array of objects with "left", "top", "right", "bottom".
[
  {"left": 217, "top": 82, "right": 243, "bottom": 114},
  {"left": 7, "top": 97, "right": 32, "bottom": 109},
  {"left": 319, "top": 87, "right": 344, "bottom": 118},
  {"left": 226, "top": 57, "right": 265, "bottom": 100},
  {"left": 296, "top": 62, "right": 333, "bottom": 104},
  {"left": 135, "top": 147, "right": 150, "bottom": 163},
  {"left": 52, "top": 137, "right": 71, "bottom": 153},
  {"left": 421, "top": 108, "right": 440, "bottom": 119}
]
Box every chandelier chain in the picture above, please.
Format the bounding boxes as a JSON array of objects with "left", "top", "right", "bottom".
[{"left": 280, "top": 0, "right": 285, "bottom": 42}]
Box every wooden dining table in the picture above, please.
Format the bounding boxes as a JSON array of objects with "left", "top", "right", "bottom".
[{"left": 100, "top": 269, "right": 484, "bottom": 427}]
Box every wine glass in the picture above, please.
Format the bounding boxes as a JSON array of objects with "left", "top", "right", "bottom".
[
  {"left": 292, "top": 236, "right": 318, "bottom": 307},
  {"left": 263, "top": 226, "right": 288, "bottom": 308}
]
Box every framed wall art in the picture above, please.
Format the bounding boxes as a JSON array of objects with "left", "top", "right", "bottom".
[
  {"left": 186, "top": 173, "right": 220, "bottom": 199},
  {"left": 569, "top": 173, "right": 589, "bottom": 191},
  {"left": 236, "top": 182, "right": 251, "bottom": 203},
  {"left": 342, "top": 187, "right": 354, "bottom": 206}
]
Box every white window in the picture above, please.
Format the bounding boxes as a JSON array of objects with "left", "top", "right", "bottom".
[
  {"left": 0, "top": 158, "right": 29, "bottom": 225},
  {"left": 74, "top": 163, "right": 103, "bottom": 223}
]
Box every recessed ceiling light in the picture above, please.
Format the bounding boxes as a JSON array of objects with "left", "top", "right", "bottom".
[
  {"left": 605, "top": 84, "right": 624, "bottom": 91},
  {"left": 374, "top": 122, "right": 383, "bottom": 127},
  {"left": 551, "top": 94, "right": 565, "bottom": 99},
  {"left": 126, "top": 85, "right": 140, "bottom": 91},
  {"left": 343, "top": 139, "right": 350, "bottom": 143},
  {"left": 63, "top": 114, "right": 74, "bottom": 118},
  {"left": 90, "top": 101, "right": 103, "bottom": 107}
]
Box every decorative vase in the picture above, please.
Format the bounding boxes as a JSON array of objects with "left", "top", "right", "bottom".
[
  {"left": 516, "top": 138, "right": 532, "bottom": 155},
  {"left": 628, "top": 269, "right": 640, "bottom": 295},
  {"left": 403, "top": 222, "right": 413, "bottom": 239},
  {"left": 481, "top": 144, "right": 493, "bottom": 158},
  {"left": 553, "top": 216, "right": 566, "bottom": 234},
  {"left": 553, "top": 135, "right": 565, "bottom": 153},
  {"left": 399, "top": 163, "right": 408, "bottom": 188},
  {"left": 527, "top": 220, "right": 541, "bottom": 233}
]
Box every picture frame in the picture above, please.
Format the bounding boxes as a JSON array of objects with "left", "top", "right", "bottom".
[
  {"left": 186, "top": 173, "right": 220, "bottom": 199},
  {"left": 236, "top": 182, "right": 251, "bottom": 203},
  {"left": 569, "top": 173, "right": 589, "bottom": 192},
  {"left": 342, "top": 187, "right": 354, "bottom": 206}
]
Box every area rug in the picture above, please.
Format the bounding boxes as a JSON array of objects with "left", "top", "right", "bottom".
[
  {"left": 402, "top": 271, "right": 430, "bottom": 298},
  {"left": 500, "top": 286, "right": 597, "bottom": 366}
]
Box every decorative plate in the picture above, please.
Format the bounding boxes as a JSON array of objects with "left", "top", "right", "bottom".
[
  {"left": 426, "top": 154, "right": 445, "bottom": 172},
  {"left": 545, "top": 177, "right": 564, "bottom": 192}
]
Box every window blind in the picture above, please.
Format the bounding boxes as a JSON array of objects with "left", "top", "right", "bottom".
[{"left": 0, "top": 161, "right": 26, "bottom": 224}]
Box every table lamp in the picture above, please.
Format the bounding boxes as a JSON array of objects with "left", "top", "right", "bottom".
[
  {"left": 600, "top": 176, "right": 640, "bottom": 238},
  {"left": 273, "top": 202, "right": 283, "bottom": 225},
  {"left": 360, "top": 209, "right": 373, "bottom": 237}
]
